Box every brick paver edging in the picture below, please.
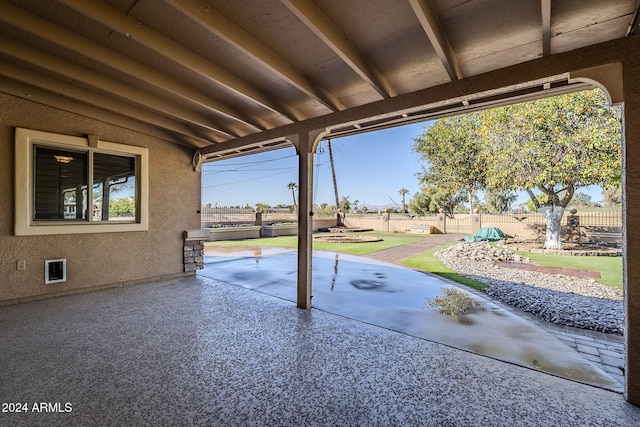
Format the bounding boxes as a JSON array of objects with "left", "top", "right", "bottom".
[
  {"left": 497, "top": 262, "right": 602, "bottom": 279},
  {"left": 365, "top": 234, "right": 465, "bottom": 263}
]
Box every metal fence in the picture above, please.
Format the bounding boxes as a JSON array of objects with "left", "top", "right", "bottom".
[
  {"left": 480, "top": 210, "right": 622, "bottom": 227},
  {"left": 201, "top": 207, "right": 255, "bottom": 223},
  {"left": 201, "top": 207, "right": 298, "bottom": 224},
  {"left": 571, "top": 210, "right": 622, "bottom": 227},
  {"left": 445, "top": 217, "right": 472, "bottom": 234},
  {"left": 261, "top": 210, "right": 298, "bottom": 223},
  {"left": 201, "top": 207, "right": 622, "bottom": 234},
  {"left": 347, "top": 212, "right": 439, "bottom": 221}
]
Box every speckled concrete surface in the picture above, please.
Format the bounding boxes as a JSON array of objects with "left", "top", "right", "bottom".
[
  {"left": 1, "top": 276, "right": 639, "bottom": 426},
  {"left": 201, "top": 250, "right": 621, "bottom": 392}
]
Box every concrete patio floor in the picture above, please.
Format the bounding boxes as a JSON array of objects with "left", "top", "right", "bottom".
[
  {"left": 1, "top": 254, "right": 638, "bottom": 425},
  {"left": 201, "top": 248, "right": 622, "bottom": 391}
]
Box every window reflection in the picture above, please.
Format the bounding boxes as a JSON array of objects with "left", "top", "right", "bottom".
[
  {"left": 33, "top": 148, "right": 137, "bottom": 223},
  {"left": 34, "top": 147, "right": 87, "bottom": 221},
  {"left": 93, "top": 153, "right": 136, "bottom": 222}
]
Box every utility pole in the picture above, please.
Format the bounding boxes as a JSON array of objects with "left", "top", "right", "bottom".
[{"left": 327, "top": 139, "right": 342, "bottom": 225}]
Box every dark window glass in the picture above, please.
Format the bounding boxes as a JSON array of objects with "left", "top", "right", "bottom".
[
  {"left": 93, "top": 153, "right": 136, "bottom": 222},
  {"left": 34, "top": 147, "right": 87, "bottom": 221},
  {"left": 34, "top": 148, "right": 136, "bottom": 223}
]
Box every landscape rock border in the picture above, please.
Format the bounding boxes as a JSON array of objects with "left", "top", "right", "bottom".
[{"left": 435, "top": 241, "right": 623, "bottom": 335}]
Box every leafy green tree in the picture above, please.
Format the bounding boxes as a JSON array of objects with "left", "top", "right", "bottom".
[
  {"left": 409, "top": 186, "right": 466, "bottom": 218},
  {"left": 415, "top": 89, "right": 621, "bottom": 249},
  {"left": 255, "top": 203, "right": 270, "bottom": 212},
  {"left": 484, "top": 189, "right": 517, "bottom": 214},
  {"left": 571, "top": 192, "right": 593, "bottom": 207},
  {"left": 314, "top": 203, "right": 335, "bottom": 216},
  {"left": 339, "top": 195, "right": 351, "bottom": 212},
  {"left": 414, "top": 114, "right": 486, "bottom": 214},
  {"left": 109, "top": 196, "right": 135, "bottom": 217},
  {"left": 482, "top": 89, "right": 621, "bottom": 248}
]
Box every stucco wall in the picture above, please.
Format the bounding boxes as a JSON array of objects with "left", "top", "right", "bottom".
[{"left": 0, "top": 93, "right": 201, "bottom": 304}]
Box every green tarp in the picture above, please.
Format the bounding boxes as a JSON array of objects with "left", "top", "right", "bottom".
[{"left": 464, "top": 227, "right": 506, "bottom": 242}]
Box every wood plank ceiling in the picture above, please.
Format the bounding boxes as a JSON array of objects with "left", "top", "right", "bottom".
[{"left": 0, "top": 0, "right": 637, "bottom": 160}]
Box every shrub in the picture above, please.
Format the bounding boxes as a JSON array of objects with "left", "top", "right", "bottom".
[{"left": 425, "top": 288, "right": 483, "bottom": 315}]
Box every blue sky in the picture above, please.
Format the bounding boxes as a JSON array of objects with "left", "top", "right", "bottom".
[
  {"left": 201, "top": 121, "right": 604, "bottom": 209},
  {"left": 202, "top": 122, "right": 427, "bottom": 210}
]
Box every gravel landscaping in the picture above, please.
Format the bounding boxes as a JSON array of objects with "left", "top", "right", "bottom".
[{"left": 435, "top": 241, "right": 624, "bottom": 335}]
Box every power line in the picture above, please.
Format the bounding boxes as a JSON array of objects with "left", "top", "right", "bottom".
[
  {"left": 332, "top": 140, "right": 349, "bottom": 159},
  {"left": 202, "top": 169, "right": 295, "bottom": 189},
  {"left": 327, "top": 138, "right": 403, "bottom": 206},
  {"left": 203, "top": 166, "right": 295, "bottom": 174},
  {"left": 203, "top": 153, "right": 295, "bottom": 167}
]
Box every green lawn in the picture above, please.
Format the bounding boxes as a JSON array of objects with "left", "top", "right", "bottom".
[
  {"left": 401, "top": 243, "right": 490, "bottom": 291},
  {"left": 401, "top": 244, "right": 622, "bottom": 290},
  {"left": 513, "top": 250, "right": 623, "bottom": 289},
  {"left": 204, "top": 231, "right": 423, "bottom": 256}
]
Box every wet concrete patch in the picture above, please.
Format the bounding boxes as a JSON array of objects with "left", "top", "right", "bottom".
[{"left": 200, "top": 250, "right": 622, "bottom": 392}]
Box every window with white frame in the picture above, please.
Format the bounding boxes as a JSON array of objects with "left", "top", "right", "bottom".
[{"left": 15, "top": 128, "right": 148, "bottom": 235}]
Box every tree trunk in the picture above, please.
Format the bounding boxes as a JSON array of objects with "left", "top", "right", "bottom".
[
  {"left": 291, "top": 188, "right": 298, "bottom": 214},
  {"left": 539, "top": 205, "right": 565, "bottom": 249}
]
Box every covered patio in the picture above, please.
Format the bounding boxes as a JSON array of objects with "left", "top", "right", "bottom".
[
  {"left": 2, "top": 0, "right": 640, "bottom": 415},
  {"left": 1, "top": 274, "right": 639, "bottom": 426}
]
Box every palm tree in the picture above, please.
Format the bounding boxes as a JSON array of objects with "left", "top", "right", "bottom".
[
  {"left": 399, "top": 188, "right": 409, "bottom": 213},
  {"left": 287, "top": 182, "right": 298, "bottom": 214}
]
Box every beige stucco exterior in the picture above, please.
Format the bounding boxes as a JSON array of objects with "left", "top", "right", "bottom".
[{"left": 0, "top": 93, "right": 201, "bottom": 305}]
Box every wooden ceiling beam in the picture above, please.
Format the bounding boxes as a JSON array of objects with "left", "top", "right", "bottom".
[
  {"left": 1, "top": 77, "right": 209, "bottom": 149},
  {"left": 0, "top": 36, "right": 241, "bottom": 139},
  {"left": 167, "top": 0, "right": 345, "bottom": 112},
  {"left": 408, "top": 0, "right": 462, "bottom": 81},
  {"left": 0, "top": 62, "right": 219, "bottom": 146},
  {"left": 0, "top": 0, "right": 266, "bottom": 132},
  {"left": 59, "top": 0, "right": 302, "bottom": 122},
  {"left": 281, "top": 0, "right": 397, "bottom": 99},
  {"left": 201, "top": 35, "right": 635, "bottom": 157}
]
